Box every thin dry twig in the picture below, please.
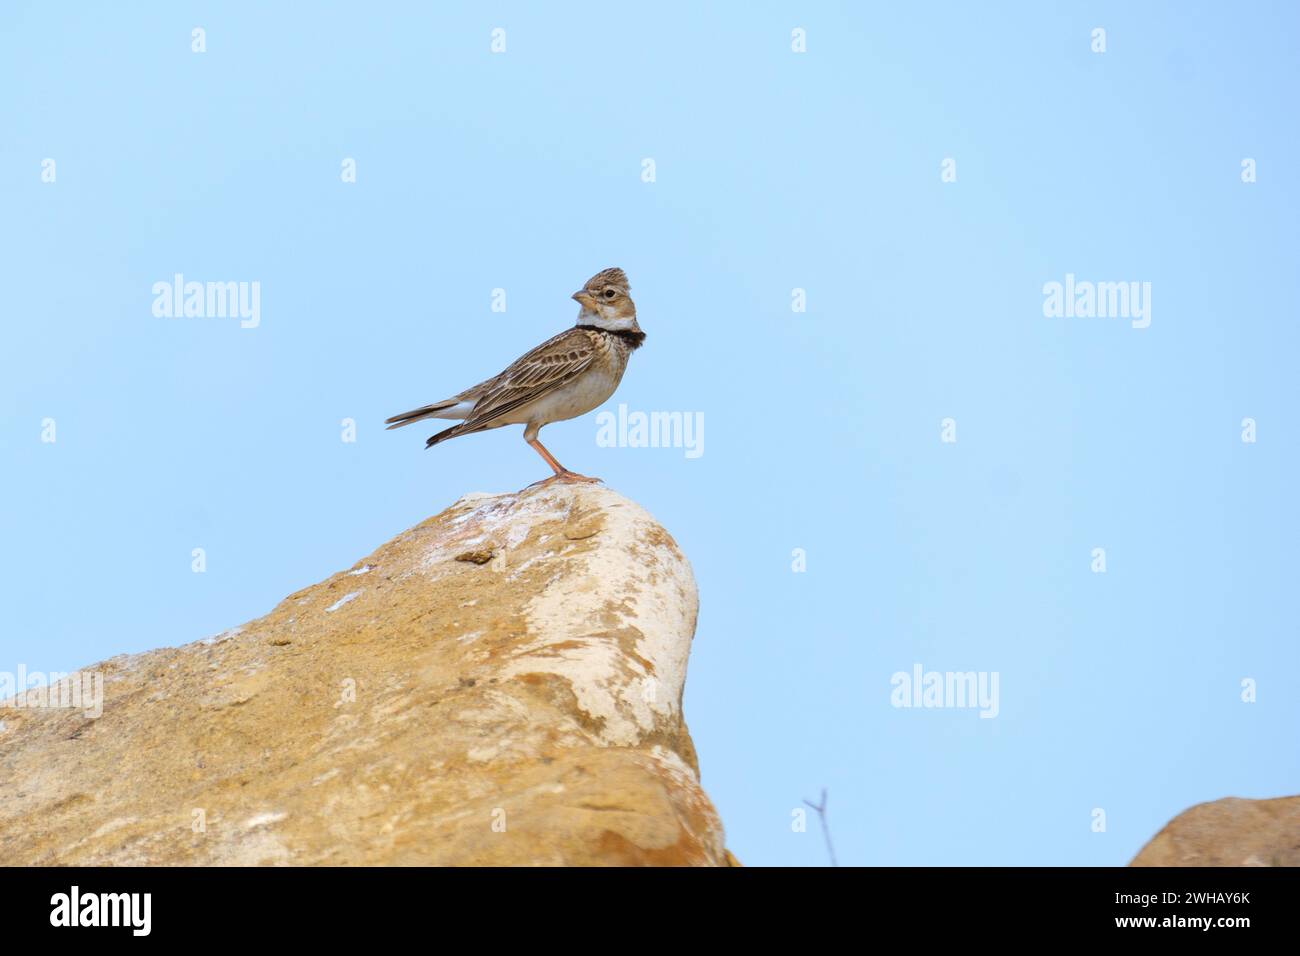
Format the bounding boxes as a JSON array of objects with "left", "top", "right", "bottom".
[{"left": 803, "top": 787, "right": 839, "bottom": 867}]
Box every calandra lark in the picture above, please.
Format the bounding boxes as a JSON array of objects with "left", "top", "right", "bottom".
[{"left": 386, "top": 268, "right": 645, "bottom": 485}]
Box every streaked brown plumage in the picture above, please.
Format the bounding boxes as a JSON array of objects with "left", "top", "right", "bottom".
[{"left": 385, "top": 268, "right": 644, "bottom": 485}]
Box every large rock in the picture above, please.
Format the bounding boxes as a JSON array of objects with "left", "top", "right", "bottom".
[
  {"left": 1130, "top": 797, "right": 1300, "bottom": 866},
  {"left": 0, "top": 485, "right": 733, "bottom": 866}
]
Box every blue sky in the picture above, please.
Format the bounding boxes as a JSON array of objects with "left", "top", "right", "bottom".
[{"left": 2, "top": 2, "right": 1297, "bottom": 866}]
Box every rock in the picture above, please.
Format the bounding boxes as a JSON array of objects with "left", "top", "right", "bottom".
[
  {"left": 0, "top": 485, "right": 733, "bottom": 866},
  {"left": 1130, "top": 797, "right": 1300, "bottom": 866}
]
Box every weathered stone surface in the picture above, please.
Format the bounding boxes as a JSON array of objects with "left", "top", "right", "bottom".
[
  {"left": 0, "top": 485, "right": 732, "bottom": 866},
  {"left": 1130, "top": 797, "right": 1300, "bottom": 866}
]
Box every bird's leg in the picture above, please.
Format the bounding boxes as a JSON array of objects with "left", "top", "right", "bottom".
[
  {"left": 528, "top": 437, "right": 566, "bottom": 475},
  {"left": 526, "top": 438, "right": 601, "bottom": 486}
]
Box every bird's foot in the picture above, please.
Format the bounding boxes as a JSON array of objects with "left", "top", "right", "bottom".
[{"left": 528, "top": 471, "right": 603, "bottom": 489}]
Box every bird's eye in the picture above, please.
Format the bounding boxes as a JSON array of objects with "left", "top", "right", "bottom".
[{"left": 603, "top": 289, "right": 617, "bottom": 299}]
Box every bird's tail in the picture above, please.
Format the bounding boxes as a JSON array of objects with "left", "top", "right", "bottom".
[
  {"left": 384, "top": 398, "right": 470, "bottom": 430},
  {"left": 424, "top": 420, "right": 488, "bottom": 449}
]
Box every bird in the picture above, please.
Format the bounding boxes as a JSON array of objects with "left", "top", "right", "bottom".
[{"left": 385, "top": 267, "right": 645, "bottom": 486}]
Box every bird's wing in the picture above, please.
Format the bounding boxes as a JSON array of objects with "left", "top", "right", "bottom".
[{"left": 458, "top": 327, "right": 603, "bottom": 431}]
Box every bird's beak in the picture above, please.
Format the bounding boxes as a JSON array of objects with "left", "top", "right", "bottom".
[{"left": 572, "top": 291, "right": 595, "bottom": 307}]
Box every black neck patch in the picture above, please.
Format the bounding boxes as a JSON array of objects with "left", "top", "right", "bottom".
[{"left": 577, "top": 325, "right": 646, "bottom": 350}]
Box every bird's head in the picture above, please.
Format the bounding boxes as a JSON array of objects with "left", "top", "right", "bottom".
[{"left": 572, "top": 267, "right": 640, "bottom": 333}]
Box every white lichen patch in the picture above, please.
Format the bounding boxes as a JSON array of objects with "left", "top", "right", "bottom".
[
  {"left": 244, "top": 811, "right": 287, "bottom": 829},
  {"left": 417, "top": 488, "right": 574, "bottom": 573},
  {"left": 200, "top": 626, "right": 242, "bottom": 647},
  {"left": 467, "top": 738, "right": 514, "bottom": 762},
  {"left": 90, "top": 816, "right": 140, "bottom": 840},
  {"left": 648, "top": 744, "right": 700, "bottom": 784},
  {"left": 348, "top": 565, "right": 373, "bottom": 576},
  {"left": 326, "top": 591, "right": 361, "bottom": 613},
  {"left": 500, "top": 488, "right": 697, "bottom": 747},
  {"left": 507, "top": 551, "right": 556, "bottom": 579}
]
